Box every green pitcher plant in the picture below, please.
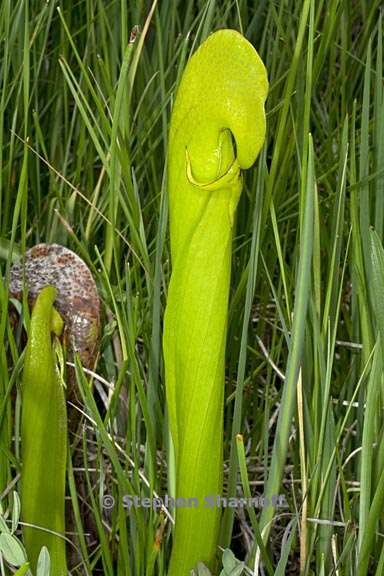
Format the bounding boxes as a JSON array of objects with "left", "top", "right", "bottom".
[
  {"left": 163, "top": 29, "right": 268, "bottom": 574},
  {"left": 21, "top": 285, "right": 68, "bottom": 575},
  {"left": 9, "top": 244, "right": 100, "bottom": 575}
]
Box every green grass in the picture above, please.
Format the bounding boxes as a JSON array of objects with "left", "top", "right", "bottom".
[{"left": 0, "top": 0, "right": 384, "bottom": 574}]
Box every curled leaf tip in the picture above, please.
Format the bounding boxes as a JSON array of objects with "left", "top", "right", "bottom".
[
  {"left": 170, "top": 28, "right": 268, "bottom": 181},
  {"left": 168, "top": 29, "right": 268, "bottom": 254}
]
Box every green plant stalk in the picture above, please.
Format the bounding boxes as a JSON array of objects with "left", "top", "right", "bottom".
[
  {"left": 163, "top": 30, "right": 267, "bottom": 574},
  {"left": 21, "top": 285, "right": 68, "bottom": 575}
]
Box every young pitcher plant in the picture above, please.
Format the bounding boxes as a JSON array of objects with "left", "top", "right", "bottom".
[
  {"left": 10, "top": 244, "right": 100, "bottom": 575},
  {"left": 21, "top": 285, "right": 68, "bottom": 575},
  {"left": 163, "top": 29, "right": 268, "bottom": 574}
]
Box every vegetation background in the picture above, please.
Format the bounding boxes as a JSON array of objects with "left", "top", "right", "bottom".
[{"left": 0, "top": 0, "right": 384, "bottom": 574}]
